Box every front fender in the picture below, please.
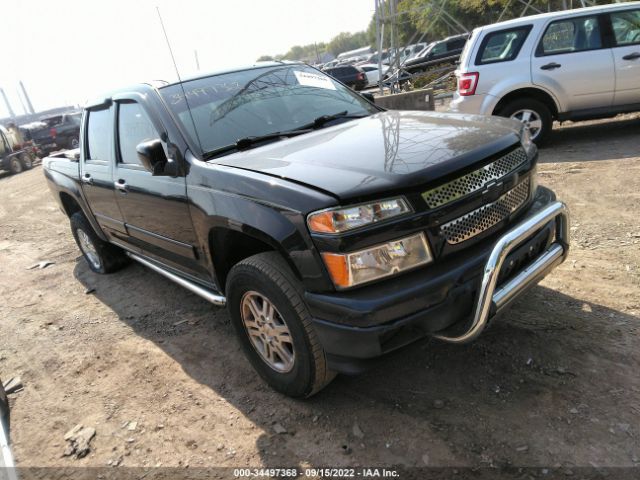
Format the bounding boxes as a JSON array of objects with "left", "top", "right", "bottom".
[{"left": 187, "top": 161, "right": 338, "bottom": 293}]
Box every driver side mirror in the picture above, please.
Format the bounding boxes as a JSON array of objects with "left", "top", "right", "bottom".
[{"left": 136, "top": 139, "right": 178, "bottom": 176}]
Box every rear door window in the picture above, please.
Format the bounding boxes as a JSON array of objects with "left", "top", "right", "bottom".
[
  {"left": 610, "top": 9, "right": 640, "bottom": 46},
  {"left": 476, "top": 26, "right": 531, "bottom": 64},
  {"left": 538, "top": 16, "right": 602, "bottom": 55},
  {"left": 86, "top": 108, "right": 112, "bottom": 162}
]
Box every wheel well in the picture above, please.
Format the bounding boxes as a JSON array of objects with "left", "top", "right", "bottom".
[
  {"left": 59, "top": 192, "right": 82, "bottom": 218},
  {"left": 209, "top": 229, "right": 275, "bottom": 292},
  {"left": 493, "top": 88, "right": 559, "bottom": 119}
]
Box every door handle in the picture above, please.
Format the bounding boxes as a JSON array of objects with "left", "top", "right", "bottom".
[
  {"left": 540, "top": 62, "right": 561, "bottom": 70},
  {"left": 114, "top": 179, "right": 128, "bottom": 193},
  {"left": 81, "top": 173, "right": 93, "bottom": 185},
  {"left": 622, "top": 52, "right": 640, "bottom": 61}
]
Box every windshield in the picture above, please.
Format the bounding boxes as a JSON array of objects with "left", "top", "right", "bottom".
[{"left": 160, "top": 64, "right": 378, "bottom": 156}]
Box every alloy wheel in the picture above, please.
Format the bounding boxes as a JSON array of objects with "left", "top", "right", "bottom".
[
  {"left": 240, "top": 291, "right": 295, "bottom": 373},
  {"left": 510, "top": 109, "right": 543, "bottom": 140},
  {"left": 77, "top": 229, "right": 101, "bottom": 270}
]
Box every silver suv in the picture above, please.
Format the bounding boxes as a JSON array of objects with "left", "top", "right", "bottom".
[{"left": 450, "top": 2, "right": 640, "bottom": 144}]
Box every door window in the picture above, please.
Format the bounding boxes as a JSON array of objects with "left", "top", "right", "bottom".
[
  {"left": 447, "top": 38, "right": 467, "bottom": 51},
  {"left": 117, "top": 102, "right": 157, "bottom": 166},
  {"left": 539, "top": 16, "right": 602, "bottom": 55},
  {"left": 430, "top": 42, "right": 447, "bottom": 57},
  {"left": 611, "top": 9, "right": 640, "bottom": 46},
  {"left": 86, "top": 108, "right": 112, "bottom": 162}
]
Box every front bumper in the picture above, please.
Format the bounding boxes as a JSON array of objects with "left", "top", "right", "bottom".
[{"left": 306, "top": 188, "right": 569, "bottom": 373}]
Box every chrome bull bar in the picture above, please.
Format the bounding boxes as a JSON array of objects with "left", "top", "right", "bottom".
[{"left": 435, "top": 201, "right": 570, "bottom": 344}]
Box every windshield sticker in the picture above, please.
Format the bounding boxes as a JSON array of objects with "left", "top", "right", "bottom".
[
  {"left": 293, "top": 71, "right": 336, "bottom": 90},
  {"left": 169, "top": 82, "right": 242, "bottom": 105}
]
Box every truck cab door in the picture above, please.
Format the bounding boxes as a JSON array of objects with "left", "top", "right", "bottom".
[
  {"left": 80, "top": 106, "right": 127, "bottom": 239},
  {"left": 532, "top": 14, "right": 614, "bottom": 113},
  {"left": 111, "top": 96, "right": 207, "bottom": 281}
]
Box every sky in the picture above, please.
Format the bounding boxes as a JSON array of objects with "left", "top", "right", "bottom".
[{"left": 0, "top": 0, "right": 374, "bottom": 117}]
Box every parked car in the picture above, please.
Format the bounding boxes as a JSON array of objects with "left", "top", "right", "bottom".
[
  {"left": 403, "top": 34, "right": 469, "bottom": 73},
  {"left": 27, "top": 112, "right": 82, "bottom": 155},
  {"left": 44, "top": 62, "right": 569, "bottom": 397},
  {"left": 360, "top": 63, "right": 389, "bottom": 87},
  {"left": 450, "top": 2, "right": 640, "bottom": 144},
  {"left": 0, "top": 125, "right": 34, "bottom": 174},
  {"left": 323, "top": 65, "right": 367, "bottom": 90}
]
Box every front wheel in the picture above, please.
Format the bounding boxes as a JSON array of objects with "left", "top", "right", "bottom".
[
  {"left": 8, "top": 157, "right": 23, "bottom": 174},
  {"left": 497, "top": 98, "right": 553, "bottom": 145},
  {"left": 226, "top": 252, "right": 335, "bottom": 397},
  {"left": 70, "top": 212, "right": 129, "bottom": 274}
]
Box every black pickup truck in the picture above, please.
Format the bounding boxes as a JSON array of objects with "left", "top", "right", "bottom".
[
  {"left": 44, "top": 62, "right": 569, "bottom": 397},
  {"left": 28, "top": 112, "right": 82, "bottom": 155}
]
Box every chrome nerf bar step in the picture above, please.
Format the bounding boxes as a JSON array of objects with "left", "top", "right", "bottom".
[
  {"left": 435, "top": 201, "right": 570, "bottom": 344},
  {"left": 126, "top": 252, "right": 227, "bottom": 307}
]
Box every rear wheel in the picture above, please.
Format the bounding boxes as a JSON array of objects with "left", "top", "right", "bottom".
[
  {"left": 498, "top": 98, "right": 553, "bottom": 145},
  {"left": 226, "top": 252, "right": 335, "bottom": 397},
  {"left": 20, "top": 153, "right": 33, "bottom": 170},
  {"left": 69, "top": 137, "right": 80, "bottom": 149},
  {"left": 70, "top": 212, "right": 129, "bottom": 274}
]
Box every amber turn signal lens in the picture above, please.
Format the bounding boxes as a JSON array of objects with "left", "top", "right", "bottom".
[
  {"left": 307, "top": 211, "right": 336, "bottom": 234},
  {"left": 321, "top": 252, "right": 350, "bottom": 288}
]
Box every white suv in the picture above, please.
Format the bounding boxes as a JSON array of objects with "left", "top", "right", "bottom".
[{"left": 450, "top": 2, "right": 640, "bottom": 144}]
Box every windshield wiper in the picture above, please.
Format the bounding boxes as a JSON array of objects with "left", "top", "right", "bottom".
[
  {"left": 297, "top": 110, "right": 369, "bottom": 130},
  {"left": 203, "top": 129, "right": 312, "bottom": 160},
  {"left": 203, "top": 111, "right": 370, "bottom": 160}
]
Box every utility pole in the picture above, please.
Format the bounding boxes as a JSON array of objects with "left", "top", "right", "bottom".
[
  {"left": 16, "top": 87, "right": 28, "bottom": 115},
  {"left": 194, "top": 50, "right": 200, "bottom": 71},
  {"left": 0, "top": 88, "right": 15, "bottom": 119},
  {"left": 19, "top": 81, "right": 35, "bottom": 114},
  {"left": 375, "top": 0, "right": 384, "bottom": 95}
]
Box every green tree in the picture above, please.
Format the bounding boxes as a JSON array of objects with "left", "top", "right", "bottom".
[
  {"left": 327, "top": 31, "right": 369, "bottom": 56},
  {"left": 256, "top": 55, "right": 274, "bottom": 62}
]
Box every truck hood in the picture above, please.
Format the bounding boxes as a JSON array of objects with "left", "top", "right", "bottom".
[{"left": 215, "top": 110, "right": 522, "bottom": 202}]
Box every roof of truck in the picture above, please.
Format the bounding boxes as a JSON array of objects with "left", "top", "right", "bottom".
[
  {"left": 85, "top": 61, "right": 305, "bottom": 108},
  {"left": 162, "top": 61, "right": 303, "bottom": 87}
]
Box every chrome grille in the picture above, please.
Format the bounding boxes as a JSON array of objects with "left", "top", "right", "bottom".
[
  {"left": 422, "top": 147, "right": 528, "bottom": 209},
  {"left": 441, "top": 179, "right": 530, "bottom": 245}
]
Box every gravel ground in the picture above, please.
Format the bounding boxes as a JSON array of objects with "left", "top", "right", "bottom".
[{"left": 0, "top": 114, "right": 639, "bottom": 479}]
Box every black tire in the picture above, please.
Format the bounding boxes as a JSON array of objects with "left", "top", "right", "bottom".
[
  {"left": 226, "top": 252, "right": 335, "bottom": 398},
  {"left": 69, "top": 137, "right": 80, "bottom": 149},
  {"left": 20, "top": 153, "right": 33, "bottom": 170},
  {"left": 70, "top": 212, "right": 129, "bottom": 274},
  {"left": 8, "top": 156, "right": 23, "bottom": 175},
  {"left": 497, "top": 98, "right": 553, "bottom": 146}
]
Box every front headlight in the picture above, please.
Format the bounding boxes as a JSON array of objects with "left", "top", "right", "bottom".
[
  {"left": 520, "top": 126, "right": 537, "bottom": 157},
  {"left": 321, "top": 233, "right": 433, "bottom": 288},
  {"left": 307, "top": 198, "right": 411, "bottom": 234}
]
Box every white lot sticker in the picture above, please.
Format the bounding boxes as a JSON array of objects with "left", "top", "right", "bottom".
[{"left": 294, "top": 70, "right": 336, "bottom": 90}]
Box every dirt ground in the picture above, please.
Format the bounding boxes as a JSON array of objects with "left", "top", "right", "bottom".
[{"left": 0, "top": 114, "right": 639, "bottom": 478}]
